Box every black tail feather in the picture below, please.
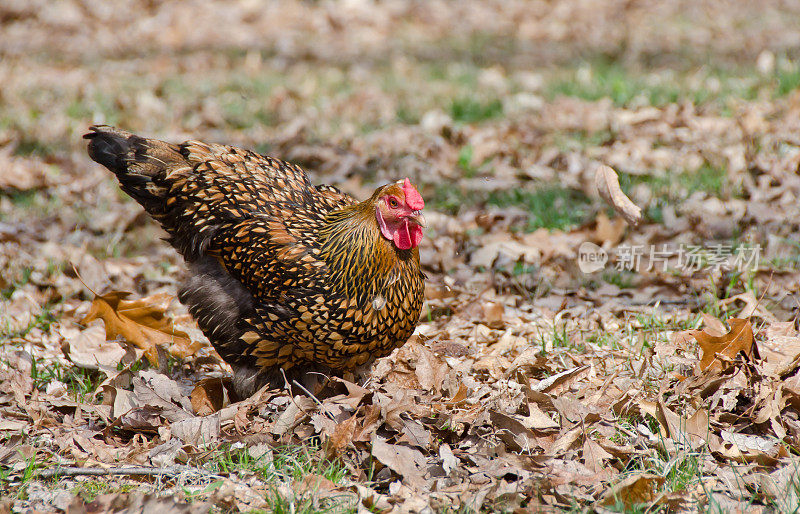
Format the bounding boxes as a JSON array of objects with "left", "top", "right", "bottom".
[
  {"left": 84, "top": 125, "right": 133, "bottom": 175},
  {"left": 84, "top": 125, "right": 173, "bottom": 216}
]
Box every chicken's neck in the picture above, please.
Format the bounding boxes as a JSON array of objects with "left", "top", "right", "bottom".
[{"left": 320, "top": 204, "right": 418, "bottom": 301}]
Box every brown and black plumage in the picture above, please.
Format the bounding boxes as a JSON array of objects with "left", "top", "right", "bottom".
[{"left": 84, "top": 125, "right": 425, "bottom": 397}]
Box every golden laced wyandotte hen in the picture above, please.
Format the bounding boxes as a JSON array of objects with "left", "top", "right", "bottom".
[{"left": 84, "top": 125, "right": 425, "bottom": 398}]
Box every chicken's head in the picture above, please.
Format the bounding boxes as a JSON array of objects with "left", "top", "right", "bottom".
[{"left": 375, "top": 178, "right": 425, "bottom": 250}]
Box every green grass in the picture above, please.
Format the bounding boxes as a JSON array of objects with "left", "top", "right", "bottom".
[
  {"left": 629, "top": 310, "right": 696, "bottom": 351},
  {"left": 448, "top": 97, "right": 503, "bottom": 123},
  {"left": 1, "top": 189, "right": 63, "bottom": 219},
  {"left": 614, "top": 165, "right": 736, "bottom": 225},
  {"left": 0, "top": 452, "right": 40, "bottom": 500},
  {"left": 546, "top": 62, "right": 682, "bottom": 107},
  {"left": 602, "top": 270, "right": 636, "bottom": 289},
  {"left": 72, "top": 481, "right": 136, "bottom": 502},
  {"left": 456, "top": 145, "right": 475, "bottom": 176},
  {"left": 543, "top": 58, "right": 800, "bottom": 111},
  {"left": 586, "top": 330, "right": 616, "bottom": 350},
  {"left": 553, "top": 128, "right": 616, "bottom": 152},
  {"left": 681, "top": 165, "right": 728, "bottom": 197},
  {"left": 487, "top": 187, "right": 593, "bottom": 232},
  {"left": 0, "top": 307, "right": 57, "bottom": 343},
  {"left": 12, "top": 138, "right": 57, "bottom": 158},
  {"left": 430, "top": 184, "right": 483, "bottom": 215},
  {"left": 1, "top": 266, "right": 34, "bottom": 300},
  {"left": 431, "top": 184, "right": 593, "bottom": 231},
  {"left": 544, "top": 60, "right": 754, "bottom": 108},
  {"left": 607, "top": 441, "right": 708, "bottom": 511},
  {"left": 592, "top": 413, "right": 712, "bottom": 510},
  {"left": 205, "top": 443, "right": 349, "bottom": 484},
  {"left": 29, "top": 358, "right": 101, "bottom": 401},
  {"left": 776, "top": 65, "right": 800, "bottom": 96},
  {"left": 536, "top": 322, "right": 585, "bottom": 353},
  {"left": 199, "top": 443, "right": 357, "bottom": 512},
  {"left": 618, "top": 165, "right": 730, "bottom": 200}
]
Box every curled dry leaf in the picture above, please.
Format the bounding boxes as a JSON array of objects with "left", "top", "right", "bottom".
[
  {"left": 699, "top": 312, "right": 727, "bottom": 337},
  {"left": 190, "top": 378, "right": 229, "bottom": 416},
  {"left": 80, "top": 290, "right": 203, "bottom": 366},
  {"left": 595, "top": 165, "right": 643, "bottom": 226}
]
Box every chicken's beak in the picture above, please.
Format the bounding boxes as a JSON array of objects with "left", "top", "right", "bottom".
[{"left": 407, "top": 211, "right": 426, "bottom": 227}]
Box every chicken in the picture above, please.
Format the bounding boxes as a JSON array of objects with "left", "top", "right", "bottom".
[{"left": 84, "top": 125, "right": 425, "bottom": 397}]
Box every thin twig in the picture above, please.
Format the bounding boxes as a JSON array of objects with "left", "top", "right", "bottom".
[
  {"left": 39, "top": 465, "right": 207, "bottom": 479},
  {"left": 291, "top": 379, "right": 324, "bottom": 409},
  {"left": 292, "top": 379, "right": 338, "bottom": 423}
]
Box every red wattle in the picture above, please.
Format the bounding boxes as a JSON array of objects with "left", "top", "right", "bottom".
[
  {"left": 377, "top": 207, "right": 423, "bottom": 250},
  {"left": 391, "top": 220, "right": 423, "bottom": 250},
  {"left": 410, "top": 223, "right": 423, "bottom": 247},
  {"left": 393, "top": 220, "right": 413, "bottom": 250}
]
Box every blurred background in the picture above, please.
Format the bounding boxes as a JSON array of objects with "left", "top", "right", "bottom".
[{"left": 4, "top": 0, "right": 800, "bottom": 322}]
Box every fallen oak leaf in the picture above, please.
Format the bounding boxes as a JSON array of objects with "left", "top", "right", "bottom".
[
  {"left": 687, "top": 318, "right": 755, "bottom": 372},
  {"left": 326, "top": 413, "right": 358, "bottom": 458},
  {"left": 190, "top": 378, "right": 229, "bottom": 416},
  {"left": 595, "top": 165, "right": 642, "bottom": 226},
  {"left": 531, "top": 365, "right": 589, "bottom": 393},
  {"left": 80, "top": 290, "right": 202, "bottom": 366},
  {"left": 721, "top": 291, "right": 778, "bottom": 322},
  {"left": 62, "top": 323, "right": 133, "bottom": 370},
  {"left": 432, "top": 383, "right": 469, "bottom": 412},
  {"left": 598, "top": 473, "right": 665, "bottom": 509},
  {"left": 371, "top": 435, "right": 427, "bottom": 489},
  {"left": 582, "top": 437, "right": 613, "bottom": 474}
]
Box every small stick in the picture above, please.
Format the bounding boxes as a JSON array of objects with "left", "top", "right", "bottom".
[{"left": 40, "top": 465, "right": 206, "bottom": 479}]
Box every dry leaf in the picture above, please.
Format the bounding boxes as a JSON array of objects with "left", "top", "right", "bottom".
[
  {"left": 595, "top": 165, "right": 643, "bottom": 226},
  {"left": 80, "top": 291, "right": 202, "bottom": 366},
  {"left": 482, "top": 301, "right": 505, "bottom": 328},
  {"left": 0, "top": 147, "right": 57, "bottom": 191},
  {"left": 721, "top": 291, "right": 778, "bottom": 322},
  {"left": 689, "top": 318, "right": 755, "bottom": 372},
  {"left": 170, "top": 415, "right": 221, "bottom": 445},
  {"left": 598, "top": 473, "right": 665, "bottom": 508},
  {"left": 371, "top": 436, "right": 427, "bottom": 489},
  {"left": 531, "top": 365, "right": 589, "bottom": 393},
  {"left": 490, "top": 410, "right": 541, "bottom": 452},
  {"left": 582, "top": 438, "right": 613, "bottom": 473},
  {"left": 191, "top": 378, "right": 228, "bottom": 416},
  {"left": 62, "top": 323, "right": 131, "bottom": 369},
  {"left": 439, "top": 443, "right": 459, "bottom": 474},
  {"left": 327, "top": 414, "right": 358, "bottom": 457},
  {"left": 594, "top": 212, "right": 626, "bottom": 246},
  {"left": 699, "top": 312, "right": 727, "bottom": 337}
]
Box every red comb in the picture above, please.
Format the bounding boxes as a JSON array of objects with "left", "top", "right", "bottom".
[{"left": 402, "top": 178, "right": 424, "bottom": 210}]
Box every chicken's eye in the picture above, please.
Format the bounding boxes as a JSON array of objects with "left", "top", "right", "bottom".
[{"left": 388, "top": 197, "right": 399, "bottom": 208}]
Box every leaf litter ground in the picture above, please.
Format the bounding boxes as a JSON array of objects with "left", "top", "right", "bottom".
[{"left": 4, "top": 1, "right": 800, "bottom": 512}]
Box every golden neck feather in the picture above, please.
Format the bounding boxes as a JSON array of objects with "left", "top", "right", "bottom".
[{"left": 319, "top": 201, "right": 418, "bottom": 299}]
